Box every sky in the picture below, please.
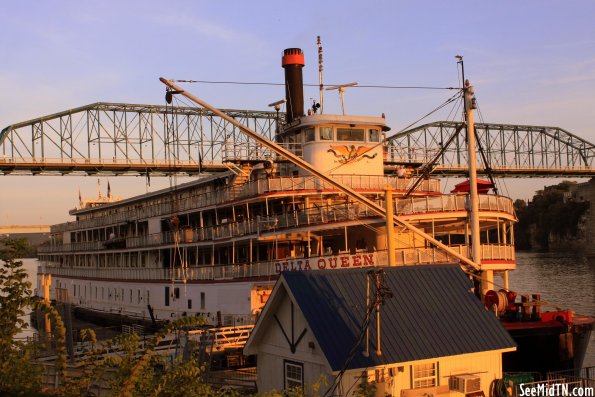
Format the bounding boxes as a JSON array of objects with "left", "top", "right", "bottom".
[{"left": 1, "top": 0, "right": 594, "bottom": 225}]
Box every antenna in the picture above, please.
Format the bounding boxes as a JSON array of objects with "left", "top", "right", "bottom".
[
  {"left": 317, "top": 36, "right": 324, "bottom": 114},
  {"left": 325, "top": 82, "right": 358, "bottom": 115},
  {"left": 363, "top": 269, "right": 393, "bottom": 357}
]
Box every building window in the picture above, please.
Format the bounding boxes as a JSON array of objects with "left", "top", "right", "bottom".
[
  {"left": 284, "top": 360, "right": 303, "bottom": 390},
  {"left": 200, "top": 292, "right": 205, "bottom": 309},
  {"left": 337, "top": 128, "right": 365, "bottom": 142},
  {"left": 412, "top": 362, "right": 437, "bottom": 388},
  {"left": 320, "top": 127, "right": 333, "bottom": 140},
  {"left": 368, "top": 129, "right": 380, "bottom": 142},
  {"left": 165, "top": 286, "right": 170, "bottom": 307},
  {"left": 304, "top": 128, "right": 315, "bottom": 142}
]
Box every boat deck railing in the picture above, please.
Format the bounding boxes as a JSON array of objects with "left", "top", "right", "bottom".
[
  {"left": 40, "top": 194, "right": 515, "bottom": 254},
  {"left": 50, "top": 175, "right": 441, "bottom": 233},
  {"left": 37, "top": 244, "right": 515, "bottom": 281}
]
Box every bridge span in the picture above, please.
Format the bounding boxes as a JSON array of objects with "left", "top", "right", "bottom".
[
  {"left": 1, "top": 102, "right": 594, "bottom": 177},
  {"left": 0, "top": 225, "right": 50, "bottom": 234}
]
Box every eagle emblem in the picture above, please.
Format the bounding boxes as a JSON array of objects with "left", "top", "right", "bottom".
[{"left": 327, "top": 145, "right": 377, "bottom": 164}]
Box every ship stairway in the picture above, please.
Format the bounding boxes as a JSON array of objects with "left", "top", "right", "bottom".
[
  {"left": 224, "top": 162, "right": 251, "bottom": 178},
  {"left": 225, "top": 163, "right": 252, "bottom": 198},
  {"left": 187, "top": 324, "right": 253, "bottom": 353}
]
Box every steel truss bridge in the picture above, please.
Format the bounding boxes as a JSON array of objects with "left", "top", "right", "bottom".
[{"left": 1, "top": 102, "right": 594, "bottom": 177}]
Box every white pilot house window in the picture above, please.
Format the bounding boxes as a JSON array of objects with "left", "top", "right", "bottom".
[
  {"left": 284, "top": 360, "right": 303, "bottom": 390},
  {"left": 337, "top": 128, "right": 365, "bottom": 142},
  {"left": 412, "top": 362, "right": 437, "bottom": 388},
  {"left": 368, "top": 129, "right": 380, "bottom": 142},
  {"left": 320, "top": 127, "right": 333, "bottom": 140}
]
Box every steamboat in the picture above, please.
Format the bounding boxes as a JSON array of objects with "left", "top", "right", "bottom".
[{"left": 36, "top": 46, "right": 593, "bottom": 374}]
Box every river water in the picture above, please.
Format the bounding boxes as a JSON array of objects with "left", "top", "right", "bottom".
[
  {"left": 15, "top": 254, "right": 595, "bottom": 366},
  {"left": 511, "top": 251, "right": 595, "bottom": 367}
]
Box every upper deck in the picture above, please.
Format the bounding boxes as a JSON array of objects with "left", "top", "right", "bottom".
[{"left": 52, "top": 174, "right": 442, "bottom": 233}]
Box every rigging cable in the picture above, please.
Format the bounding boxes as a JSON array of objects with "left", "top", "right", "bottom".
[
  {"left": 473, "top": 100, "right": 500, "bottom": 195},
  {"left": 174, "top": 79, "right": 458, "bottom": 90}
]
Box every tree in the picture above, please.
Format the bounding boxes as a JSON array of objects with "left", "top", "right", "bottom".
[{"left": 0, "top": 238, "right": 44, "bottom": 396}]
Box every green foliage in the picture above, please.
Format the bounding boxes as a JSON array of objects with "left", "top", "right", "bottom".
[
  {"left": 514, "top": 182, "right": 590, "bottom": 250},
  {"left": 354, "top": 376, "right": 376, "bottom": 397},
  {"left": 0, "top": 242, "right": 45, "bottom": 396},
  {"left": 0, "top": 237, "right": 31, "bottom": 261}
]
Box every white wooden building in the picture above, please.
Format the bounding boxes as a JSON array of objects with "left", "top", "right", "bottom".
[{"left": 244, "top": 265, "right": 516, "bottom": 396}]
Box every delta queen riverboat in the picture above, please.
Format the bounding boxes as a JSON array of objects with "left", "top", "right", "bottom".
[{"left": 36, "top": 47, "right": 592, "bottom": 373}]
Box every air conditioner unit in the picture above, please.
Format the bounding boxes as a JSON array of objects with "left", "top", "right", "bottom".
[{"left": 450, "top": 375, "right": 481, "bottom": 394}]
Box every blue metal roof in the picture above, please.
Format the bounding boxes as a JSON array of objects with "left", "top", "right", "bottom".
[{"left": 281, "top": 265, "right": 516, "bottom": 371}]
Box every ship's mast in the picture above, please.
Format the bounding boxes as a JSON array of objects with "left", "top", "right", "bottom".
[
  {"left": 460, "top": 58, "right": 493, "bottom": 297},
  {"left": 317, "top": 36, "right": 324, "bottom": 114}
]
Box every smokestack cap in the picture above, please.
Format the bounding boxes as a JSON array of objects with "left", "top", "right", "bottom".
[{"left": 282, "top": 48, "right": 305, "bottom": 67}]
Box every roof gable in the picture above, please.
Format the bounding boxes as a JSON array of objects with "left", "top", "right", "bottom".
[{"left": 280, "top": 265, "right": 516, "bottom": 371}]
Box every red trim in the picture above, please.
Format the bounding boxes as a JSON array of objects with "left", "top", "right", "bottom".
[
  {"left": 282, "top": 53, "right": 305, "bottom": 66},
  {"left": 480, "top": 260, "right": 516, "bottom": 264}
]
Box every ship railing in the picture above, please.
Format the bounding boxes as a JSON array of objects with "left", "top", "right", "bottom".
[
  {"left": 258, "top": 194, "right": 514, "bottom": 231},
  {"left": 384, "top": 244, "right": 515, "bottom": 265},
  {"left": 38, "top": 243, "right": 515, "bottom": 281},
  {"left": 38, "top": 195, "right": 515, "bottom": 255},
  {"left": 37, "top": 261, "right": 280, "bottom": 281},
  {"left": 251, "top": 174, "right": 440, "bottom": 196},
  {"left": 49, "top": 175, "right": 442, "bottom": 233},
  {"left": 480, "top": 244, "right": 515, "bottom": 261},
  {"left": 396, "top": 194, "right": 514, "bottom": 216}
]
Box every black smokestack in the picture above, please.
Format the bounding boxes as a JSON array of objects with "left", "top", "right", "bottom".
[{"left": 282, "top": 48, "right": 305, "bottom": 123}]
